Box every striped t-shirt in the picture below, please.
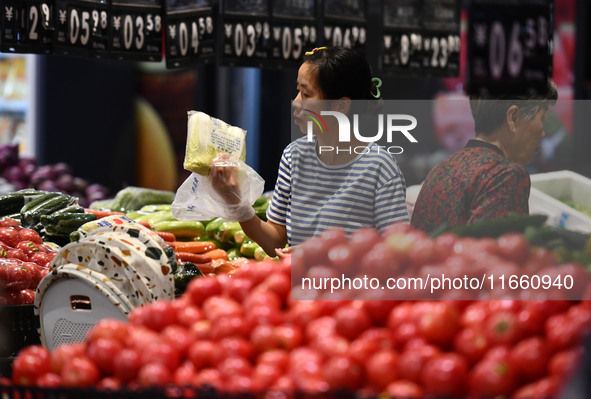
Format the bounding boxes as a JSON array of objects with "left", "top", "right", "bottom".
[{"left": 266, "top": 137, "right": 409, "bottom": 246}]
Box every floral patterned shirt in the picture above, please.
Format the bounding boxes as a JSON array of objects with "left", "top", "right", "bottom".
[{"left": 411, "top": 140, "right": 530, "bottom": 233}]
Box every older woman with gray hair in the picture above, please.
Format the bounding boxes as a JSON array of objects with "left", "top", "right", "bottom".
[{"left": 411, "top": 81, "right": 558, "bottom": 233}]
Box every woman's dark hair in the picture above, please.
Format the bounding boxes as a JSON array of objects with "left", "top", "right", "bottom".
[
  {"left": 469, "top": 80, "right": 558, "bottom": 136},
  {"left": 303, "top": 47, "right": 379, "bottom": 101}
]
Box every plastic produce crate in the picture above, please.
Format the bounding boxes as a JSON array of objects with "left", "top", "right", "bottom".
[
  {"left": 529, "top": 170, "right": 591, "bottom": 233},
  {"left": 0, "top": 304, "right": 41, "bottom": 378}
]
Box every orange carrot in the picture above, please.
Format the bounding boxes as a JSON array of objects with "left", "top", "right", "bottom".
[
  {"left": 176, "top": 252, "right": 212, "bottom": 264},
  {"left": 172, "top": 241, "right": 216, "bottom": 254},
  {"left": 195, "top": 262, "right": 214, "bottom": 274},
  {"left": 84, "top": 209, "right": 125, "bottom": 219},
  {"left": 203, "top": 248, "right": 229, "bottom": 261},
  {"left": 137, "top": 221, "right": 151, "bottom": 229},
  {"left": 155, "top": 231, "right": 176, "bottom": 243}
]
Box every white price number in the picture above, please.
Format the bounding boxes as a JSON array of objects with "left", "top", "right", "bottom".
[
  {"left": 91, "top": 10, "right": 108, "bottom": 33},
  {"left": 488, "top": 21, "right": 524, "bottom": 79},
  {"left": 327, "top": 25, "right": 366, "bottom": 48},
  {"left": 178, "top": 18, "right": 205, "bottom": 56},
  {"left": 69, "top": 9, "right": 91, "bottom": 45},
  {"left": 122, "top": 13, "right": 161, "bottom": 51},
  {"left": 281, "top": 26, "right": 308, "bottom": 61},
  {"left": 233, "top": 23, "right": 258, "bottom": 57},
  {"left": 28, "top": 3, "right": 50, "bottom": 41}
]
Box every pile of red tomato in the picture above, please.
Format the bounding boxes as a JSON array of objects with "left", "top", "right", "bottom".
[
  {"left": 0, "top": 218, "right": 56, "bottom": 305},
  {"left": 4, "top": 224, "right": 591, "bottom": 398}
]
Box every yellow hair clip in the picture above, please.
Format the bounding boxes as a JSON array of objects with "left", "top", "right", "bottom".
[{"left": 304, "top": 47, "right": 327, "bottom": 56}]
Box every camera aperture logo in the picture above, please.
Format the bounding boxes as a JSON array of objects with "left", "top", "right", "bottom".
[{"left": 305, "top": 110, "right": 418, "bottom": 155}]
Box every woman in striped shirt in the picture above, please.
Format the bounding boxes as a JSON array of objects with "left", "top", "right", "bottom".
[{"left": 211, "top": 47, "right": 409, "bottom": 256}]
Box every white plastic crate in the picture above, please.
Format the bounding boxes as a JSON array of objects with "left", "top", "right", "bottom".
[{"left": 529, "top": 170, "right": 591, "bottom": 233}]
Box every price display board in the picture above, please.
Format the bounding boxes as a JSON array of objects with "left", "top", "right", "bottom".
[
  {"left": 467, "top": 0, "right": 553, "bottom": 95},
  {"left": 219, "top": 0, "right": 272, "bottom": 67},
  {"left": 1, "top": 0, "right": 54, "bottom": 54},
  {"left": 320, "top": 0, "right": 367, "bottom": 54},
  {"left": 269, "top": 0, "right": 319, "bottom": 68},
  {"left": 382, "top": 0, "right": 460, "bottom": 77},
  {"left": 164, "top": 0, "right": 215, "bottom": 68},
  {"left": 54, "top": 0, "right": 109, "bottom": 58},
  {"left": 110, "top": 0, "right": 163, "bottom": 61}
]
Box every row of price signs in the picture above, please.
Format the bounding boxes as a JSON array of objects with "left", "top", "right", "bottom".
[{"left": 0, "top": 0, "right": 554, "bottom": 90}]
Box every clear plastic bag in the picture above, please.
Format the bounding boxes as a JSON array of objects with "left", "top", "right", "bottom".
[{"left": 172, "top": 157, "right": 265, "bottom": 222}]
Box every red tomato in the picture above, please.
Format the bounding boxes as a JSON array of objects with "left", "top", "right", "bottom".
[
  {"left": 408, "top": 237, "right": 437, "bottom": 266},
  {"left": 397, "top": 344, "right": 441, "bottom": 384},
  {"left": 517, "top": 304, "right": 548, "bottom": 336},
  {"left": 194, "top": 368, "right": 224, "bottom": 390},
  {"left": 245, "top": 304, "right": 285, "bottom": 326},
  {"left": 60, "top": 356, "right": 100, "bottom": 388},
  {"left": 304, "top": 316, "right": 337, "bottom": 342},
  {"left": 252, "top": 363, "right": 283, "bottom": 390},
  {"left": 86, "top": 318, "right": 129, "bottom": 344},
  {"left": 113, "top": 348, "right": 142, "bottom": 383},
  {"left": 87, "top": 337, "right": 124, "bottom": 375},
  {"left": 513, "top": 376, "right": 561, "bottom": 399},
  {"left": 349, "top": 227, "right": 381, "bottom": 256},
  {"left": 359, "top": 241, "right": 401, "bottom": 280},
  {"left": 218, "top": 356, "right": 253, "bottom": 378},
  {"left": 311, "top": 334, "right": 350, "bottom": 358},
  {"left": 510, "top": 336, "right": 551, "bottom": 381},
  {"left": 469, "top": 355, "right": 519, "bottom": 397},
  {"left": 251, "top": 324, "right": 280, "bottom": 353},
  {"left": 349, "top": 328, "right": 394, "bottom": 363},
  {"left": 175, "top": 304, "right": 203, "bottom": 328},
  {"left": 385, "top": 380, "right": 425, "bottom": 398},
  {"left": 327, "top": 243, "right": 355, "bottom": 275},
  {"left": 3, "top": 261, "right": 31, "bottom": 291},
  {"left": 0, "top": 217, "right": 20, "bottom": 229},
  {"left": 188, "top": 340, "right": 216, "bottom": 370},
  {"left": 17, "top": 229, "right": 43, "bottom": 245},
  {"left": 36, "top": 372, "right": 62, "bottom": 388},
  {"left": 140, "top": 341, "right": 181, "bottom": 371},
  {"left": 11, "top": 345, "right": 52, "bottom": 386},
  {"left": 2, "top": 288, "right": 24, "bottom": 305},
  {"left": 454, "top": 327, "right": 490, "bottom": 364},
  {"left": 96, "top": 376, "right": 123, "bottom": 391},
  {"left": 161, "top": 325, "right": 195, "bottom": 353},
  {"left": 319, "top": 227, "right": 347, "bottom": 248},
  {"left": 5, "top": 248, "right": 27, "bottom": 261},
  {"left": 51, "top": 343, "right": 86, "bottom": 375},
  {"left": 257, "top": 349, "right": 290, "bottom": 371},
  {"left": 274, "top": 324, "right": 303, "bottom": 351},
  {"left": 323, "top": 355, "right": 364, "bottom": 391},
  {"left": 203, "top": 295, "right": 244, "bottom": 321},
  {"left": 20, "top": 288, "right": 35, "bottom": 304},
  {"left": 545, "top": 313, "right": 581, "bottom": 351},
  {"left": 226, "top": 277, "right": 255, "bottom": 303},
  {"left": 0, "top": 227, "right": 19, "bottom": 247},
  {"left": 135, "top": 300, "right": 178, "bottom": 331},
  {"left": 497, "top": 233, "right": 529, "bottom": 264},
  {"left": 16, "top": 241, "right": 40, "bottom": 258},
  {"left": 137, "top": 362, "right": 171, "bottom": 387},
  {"left": 210, "top": 315, "right": 253, "bottom": 340},
  {"left": 421, "top": 353, "right": 469, "bottom": 397},
  {"left": 186, "top": 276, "right": 223, "bottom": 306},
  {"left": 416, "top": 301, "right": 460, "bottom": 346},
  {"left": 286, "top": 300, "right": 322, "bottom": 327},
  {"left": 334, "top": 303, "right": 373, "bottom": 341},
  {"left": 485, "top": 311, "right": 523, "bottom": 345},
  {"left": 216, "top": 337, "right": 255, "bottom": 362},
  {"left": 365, "top": 349, "right": 399, "bottom": 390},
  {"left": 28, "top": 252, "right": 55, "bottom": 268},
  {"left": 363, "top": 300, "right": 398, "bottom": 325},
  {"left": 548, "top": 348, "right": 584, "bottom": 380}
]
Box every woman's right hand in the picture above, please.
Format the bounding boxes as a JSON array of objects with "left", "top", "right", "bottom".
[{"left": 209, "top": 153, "right": 242, "bottom": 205}]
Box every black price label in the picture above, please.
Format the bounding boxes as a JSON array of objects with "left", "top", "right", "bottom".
[
  {"left": 54, "top": 0, "right": 109, "bottom": 58},
  {"left": 165, "top": 8, "right": 215, "bottom": 68},
  {"left": 1, "top": 0, "right": 53, "bottom": 53},
  {"left": 467, "top": 0, "right": 553, "bottom": 95},
  {"left": 270, "top": 22, "right": 317, "bottom": 64},
  {"left": 383, "top": 30, "right": 460, "bottom": 76},
  {"left": 220, "top": 18, "right": 271, "bottom": 66},
  {"left": 110, "top": 1, "right": 163, "bottom": 61}
]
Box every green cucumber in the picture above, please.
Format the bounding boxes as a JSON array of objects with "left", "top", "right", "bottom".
[
  {"left": 430, "top": 214, "right": 548, "bottom": 239},
  {"left": 0, "top": 189, "right": 46, "bottom": 216},
  {"left": 41, "top": 213, "right": 98, "bottom": 235},
  {"left": 214, "top": 221, "right": 242, "bottom": 243},
  {"left": 205, "top": 217, "right": 225, "bottom": 237},
  {"left": 240, "top": 241, "right": 260, "bottom": 258},
  {"left": 21, "top": 193, "right": 77, "bottom": 227},
  {"left": 253, "top": 195, "right": 268, "bottom": 208},
  {"left": 226, "top": 247, "right": 241, "bottom": 260}
]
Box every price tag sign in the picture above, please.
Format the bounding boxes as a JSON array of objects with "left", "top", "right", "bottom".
[
  {"left": 320, "top": 0, "right": 367, "bottom": 54},
  {"left": 54, "top": 0, "right": 109, "bottom": 58},
  {"left": 382, "top": 0, "right": 460, "bottom": 77},
  {"left": 467, "top": 0, "right": 554, "bottom": 95},
  {"left": 164, "top": 0, "right": 215, "bottom": 68},
  {"left": 1, "top": 0, "right": 53, "bottom": 53},
  {"left": 269, "top": 0, "right": 319, "bottom": 68},
  {"left": 219, "top": 0, "right": 271, "bottom": 67},
  {"left": 110, "top": 0, "right": 163, "bottom": 61}
]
